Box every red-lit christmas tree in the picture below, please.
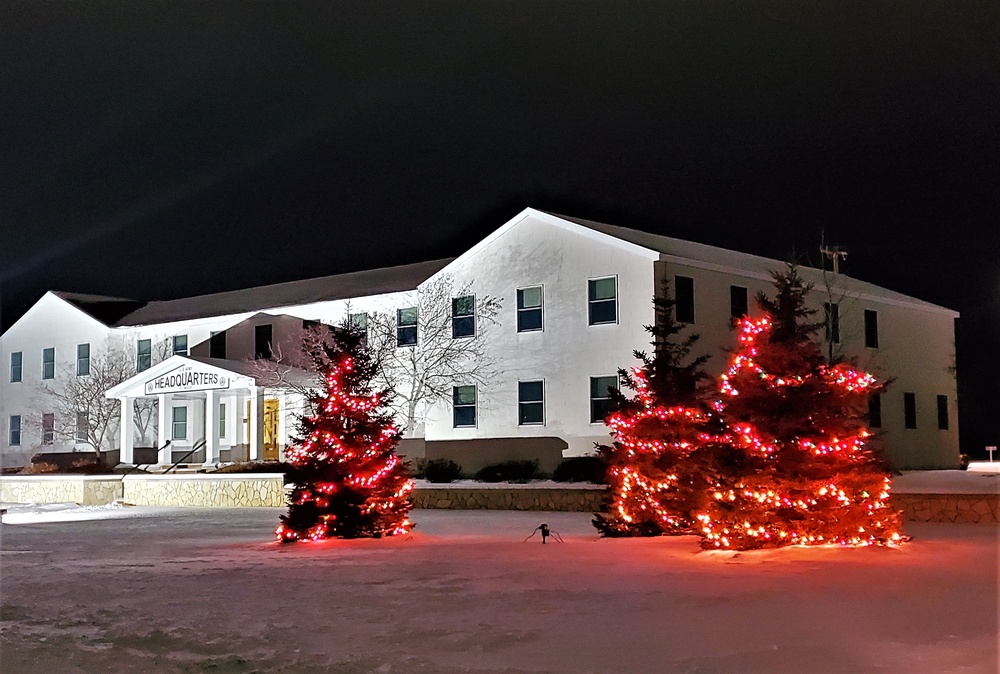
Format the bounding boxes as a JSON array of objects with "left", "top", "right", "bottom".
[
  {"left": 276, "top": 326, "right": 413, "bottom": 542},
  {"left": 696, "top": 266, "right": 904, "bottom": 550},
  {"left": 593, "top": 287, "right": 722, "bottom": 536}
]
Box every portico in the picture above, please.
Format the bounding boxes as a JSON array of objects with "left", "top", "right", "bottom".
[{"left": 105, "top": 356, "right": 305, "bottom": 467}]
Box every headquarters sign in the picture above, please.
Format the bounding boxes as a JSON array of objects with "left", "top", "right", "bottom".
[{"left": 144, "top": 366, "right": 230, "bottom": 396}]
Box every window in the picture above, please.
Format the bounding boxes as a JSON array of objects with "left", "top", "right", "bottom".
[
  {"left": 42, "top": 413, "right": 54, "bottom": 445},
  {"left": 137, "top": 339, "right": 152, "bottom": 371},
  {"left": 824, "top": 303, "right": 840, "bottom": 343},
  {"left": 937, "top": 395, "right": 949, "bottom": 431},
  {"left": 254, "top": 324, "right": 273, "bottom": 360},
  {"left": 517, "top": 286, "right": 543, "bottom": 332},
  {"left": 210, "top": 331, "right": 227, "bottom": 359},
  {"left": 868, "top": 394, "right": 882, "bottom": 429},
  {"left": 675, "top": 276, "right": 695, "bottom": 324},
  {"left": 76, "top": 412, "right": 89, "bottom": 443},
  {"left": 730, "top": 285, "right": 748, "bottom": 319},
  {"left": 453, "top": 385, "right": 477, "bottom": 427},
  {"left": 865, "top": 309, "right": 879, "bottom": 349},
  {"left": 77, "top": 343, "right": 90, "bottom": 376},
  {"left": 349, "top": 312, "right": 368, "bottom": 334},
  {"left": 518, "top": 380, "right": 545, "bottom": 425},
  {"left": 172, "top": 406, "right": 188, "bottom": 440},
  {"left": 452, "top": 295, "right": 476, "bottom": 338},
  {"left": 173, "top": 335, "right": 188, "bottom": 356},
  {"left": 42, "top": 347, "right": 55, "bottom": 380},
  {"left": 588, "top": 277, "right": 617, "bottom": 325},
  {"left": 903, "top": 392, "right": 917, "bottom": 430},
  {"left": 219, "top": 403, "right": 227, "bottom": 439},
  {"left": 8, "top": 415, "right": 21, "bottom": 446},
  {"left": 590, "top": 375, "right": 619, "bottom": 423},
  {"left": 10, "top": 351, "right": 22, "bottom": 383},
  {"left": 397, "top": 307, "right": 418, "bottom": 346}
]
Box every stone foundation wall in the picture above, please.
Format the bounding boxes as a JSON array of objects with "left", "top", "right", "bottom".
[
  {"left": 891, "top": 493, "right": 999, "bottom": 524},
  {"left": 411, "top": 487, "right": 605, "bottom": 511},
  {"left": 122, "top": 474, "right": 285, "bottom": 507},
  {"left": 0, "top": 476, "right": 123, "bottom": 506}
]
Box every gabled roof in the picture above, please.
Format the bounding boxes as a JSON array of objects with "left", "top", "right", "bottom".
[
  {"left": 51, "top": 291, "right": 146, "bottom": 326},
  {"left": 112, "top": 258, "right": 453, "bottom": 327},
  {"left": 546, "top": 212, "right": 959, "bottom": 317}
]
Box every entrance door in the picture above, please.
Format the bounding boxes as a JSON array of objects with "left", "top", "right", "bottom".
[{"left": 263, "top": 398, "right": 280, "bottom": 461}]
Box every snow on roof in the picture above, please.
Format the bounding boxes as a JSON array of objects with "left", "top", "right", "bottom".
[
  {"left": 547, "top": 212, "right": 959, "bottom": 317},
  {"left": 112, "top": 258, "right": 454, "bottom": 326}
]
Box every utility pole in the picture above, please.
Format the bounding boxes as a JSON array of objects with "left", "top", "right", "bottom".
[{"left": 820, "top": 245, "right": 848, "bottom": 274}]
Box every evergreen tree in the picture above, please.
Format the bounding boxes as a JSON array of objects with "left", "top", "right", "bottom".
[
  {"left": 276, "top": 325, "right": 413, "bottom": 542},
  {"left": 593, "top": 283, "right": 721, "bottom": 536},
  {"left": 697, "top": 266, "right": 904, "bottom": 550}
]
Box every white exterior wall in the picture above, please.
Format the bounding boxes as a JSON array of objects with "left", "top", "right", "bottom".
[
  {"left": 420, "top": 211, "right": 659, "bottom": 456},
  {"left": 0, "top": 294, "right": 114, "bottom": 466}
]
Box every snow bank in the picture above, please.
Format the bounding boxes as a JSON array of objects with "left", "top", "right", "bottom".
[{"left": 893, "top": 470, "right": 1000, "bottom": 494}]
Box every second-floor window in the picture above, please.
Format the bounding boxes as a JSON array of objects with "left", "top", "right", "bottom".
[
  {"left": 675, "top": 276, "right": 695, "bottom": 324},
  {"left": 868, "top": 394, "right": 882, "bottom": 429},
  {"left": 452, "top": 295, "right": 475, "bottom": 338},
  {"left": 137, "top": 339, "right": 152, "bottom": 371},
  {"left": 903, "top": 392, "right": 917, "bottom": 430},
  {"left": 173, "top": 335, "right": 188, "bottom": 356},
  {"left": 865, "top": 309, "right": 879, "bottom": 349},
  {"left": 937, "top": 395, "right": 949, "bottom": 431},
  {"left": 77, "top": 343, "right": 90, "bottom": 376},
  {"left": 210, "top": 331, "right": 227, "bottom": 359},
  {"left": 42, "top": 348, "right": 55, "bottom": 380},
  {"left": 517, "top": 286, "right": 543, "bottom": 332},
  {"left": 219, "top": 403, "right": 227, "bottom": 439},
  {"left": 588, "top": 277, "right": 617, "bottom": 325},
  {"left": 349, "top": 312, "right": 368, "bottom": 341},
  {"left": 254, "top": 324, "right": 273, "bottom": 360},
  {"left": 397, "top": 307, "right": 418, "bottom": 346},
  {"left": 10, "top": 351, "right": 22, "bottom": 383},
  {"left": 730, "top": 285, "right": 748, "bottom": 319}
]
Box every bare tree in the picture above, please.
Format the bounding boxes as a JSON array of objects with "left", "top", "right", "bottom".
[
  {"left": 133, "top": 337, "right": 173, "bottom": 446},
  {"left": 366, "top": 275, "right": 503, "bottom": 434},
  {"left": 37, "top": 339, "right": 134, "bottom": 456}
]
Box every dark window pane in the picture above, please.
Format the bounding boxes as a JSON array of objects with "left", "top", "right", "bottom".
[
  {"left": 590, "top": 376, "right": 618, "bottom": 398},
  {"left": 173, "top": 335, "right": 188, "bottom": 355},
  {"left": 517, "top": 308, "right": 543, "bottom": 332},
  {"left": 937, "top": 395, "right": 949, "bottom": 430},
  {"left": 77, "top": 343, "right": 90, "bottom": 376},
  {"left": 865, "top": 310, "right": 879, "bottom": 348},
  {"left": 10, "top": 352, "right": 22, "bottom": 383},
  {"left": 453, "top": 316, "right": 475, "bottom": 338},
  {"left": 675, "top": 276, "right": 695, "bottom": 323},
  {"left": 452, "top": 295, "right": 475, "bottom": 316},
  {"left": 453, "top": 385, "right": 477, "bottom": 406},
  {"left": 589, "top": 278, "right": 616, "bottom": 301},
  {"left": 518, "top": 380, "right": 544, "bottom": 402},
  {"left": 589, "top": 299, "right": 617, "bottom": 325},
  {"left": 730, "top": 286, "right": 748, "bottom": 318},
  {"left": 868, "top": 394, "right": 882, "bottom": 429},
  {"left": 42, "top": 348, "right": 55, "bottom": 380},
  {"left": 519, "top": 402, "right": 544, "bottom": 425},
  {"left": 591, "top": 398, "right": 616, "bottom": 423},
  {"left": 254, "top": 324, "right": 273, "bottom": 360},
  {"left": 397, "top": 325, "right": 417, "bottom": 346},
  {"left": 210, "top": 331, "right": 227, "bottom": 359},
  {"left": 398, "top": 307, "right": 418, "bottom": 326},
  {"left": 904, "top": 392, "right": 917, "bottom": 429},
  {"left": 454, "top": 406, "right": 476, "bottom": 427}
]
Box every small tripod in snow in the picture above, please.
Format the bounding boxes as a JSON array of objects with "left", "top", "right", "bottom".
[{"left": 523, "top": 522, "right": 564, "bottom": 544}]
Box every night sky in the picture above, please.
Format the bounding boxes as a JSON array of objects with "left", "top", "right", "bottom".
[{"left": 1, "top": 3, "right": 997, "bottom": 454}]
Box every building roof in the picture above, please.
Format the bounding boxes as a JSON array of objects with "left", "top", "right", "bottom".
[
  {"left": 111, "top": 258, "right": 453, "bottom": 327},
  {"left": 52, "top": 291, "right": 147, "bottom": 326},
  {"left": 546, "top": 212, "right": 958, "bottom": 316}
]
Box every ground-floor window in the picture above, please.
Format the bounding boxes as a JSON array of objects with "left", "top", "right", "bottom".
[
  {"left": 453, "top": 385, "right": 477, "bottom": 428},
  {"left": 42, "top": 413, "right": 55, "bottom": 445},
  {"left": 8, "top": 415, "right": 20, "bottom": 446},
  {"left": 76, "top": 412, "right": 89, "bottom": 443},
  {"left": 590, "top": 376, "right": 619, "bottom": 423},
  {"left": 518, "top": 380, "right": 544, "bottom": 425},
  {"left": 172, "top": 406, "right": 188, "bottom": 440}
]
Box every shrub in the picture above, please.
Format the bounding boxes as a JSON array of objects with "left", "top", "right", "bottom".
[
  {"left": 552, "top": 455, "right": 608, "bottom": 484},
  {"left": 474, "top": 460, "right": 539, "bottom": 484},
  {"left": 69, "top": 457, "right": 112, "bottom": 474},
  {"left": 20, "top": 461, "right": 58, "bottom": 475},
  {"left": 423, "top": 459, "right": 463, "bottom": 483}
]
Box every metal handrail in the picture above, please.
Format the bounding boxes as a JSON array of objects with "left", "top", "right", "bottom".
[
  {"left": 164, "top": 439, "right": 207, "bottom": 474},
  {"left": 122, "top": 440, "right": 170, "bottom": 476}
]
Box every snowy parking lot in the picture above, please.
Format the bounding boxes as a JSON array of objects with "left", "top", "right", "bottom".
[{"left": 1, "top": 507, "right": 997, "bottom": 673}]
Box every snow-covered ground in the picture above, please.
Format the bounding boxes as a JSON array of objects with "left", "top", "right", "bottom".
[{"left": 1, "top": 508, "right": 996, "bottom": 673}]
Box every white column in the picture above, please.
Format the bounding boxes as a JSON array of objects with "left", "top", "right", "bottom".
[
  {"left": 248, "top": 387, "right": 264, "bottom": 461},
  {"left": 204, "top": 390, "right": 219, "bottom": 466},
  {"left": 158, "top": 393, "right": 173, "bottom": 465},
  {"left": 119, "top": 396, "right": 135, "bottom": 464}
]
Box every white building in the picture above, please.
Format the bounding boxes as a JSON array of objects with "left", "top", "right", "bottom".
[{"left": 0, "top": 209, "right": 960, "bottom": 471}]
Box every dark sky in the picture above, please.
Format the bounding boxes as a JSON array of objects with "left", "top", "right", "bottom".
[{"left": 1, "top": 3, "right": 997, "bottom": 454}]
